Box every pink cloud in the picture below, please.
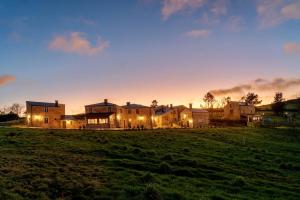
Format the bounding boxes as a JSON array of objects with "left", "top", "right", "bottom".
[
  {"left": 49, "top": 32, "right": 109, "bottom": 55},
  {"left": 162, "top": 0, "right": 206, "bottom": 20},
  {"left": 281, "top": 1, "right": 300, "bottom": 19},
  {"left": 0, "top": 75, "right": 16, "bottom": 87},
  {"left": 211, "top": 0, "right": 228, "bottom": 16},
  {"left": 185, "top": 29, "right": 211, "bottom": 38},
  {"left": 283, "top": 43, "right": 300, "bottom": 55}
]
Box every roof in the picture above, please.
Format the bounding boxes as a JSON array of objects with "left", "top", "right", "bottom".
[
  {"left": 85, "top": 102, "right": 117, "bottom": 107},
  {"left": 85, "top": 112, "right": 115, "bottom": 118},
  {"left": 62, "top": 114, "right": 85, "bottom": 120},
  {"left": 122, "top": 103, "right": 149, "bottom": 108},
  {"left": 26, "top": 101, "right": 64, "bottom": 107},
  {"left": 191, "top": 109, "right": 208, "bottom": 113}
]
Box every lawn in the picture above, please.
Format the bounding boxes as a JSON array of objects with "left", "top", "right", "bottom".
[{"left": 0, "top": 127, "right": 299, "bottom": 200}]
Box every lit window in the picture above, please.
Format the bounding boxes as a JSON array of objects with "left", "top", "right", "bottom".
[
  {"left": 88, "top": 119, "right": 97, "bottom": 124},
  {"left": 99, "top": 118, "right": 108, "bottom": 124}
]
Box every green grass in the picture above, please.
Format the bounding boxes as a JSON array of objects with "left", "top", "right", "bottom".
[{"left": 0, "top": 127, "right": 299, "bottom": 200}]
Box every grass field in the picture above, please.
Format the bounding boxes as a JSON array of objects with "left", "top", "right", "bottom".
[{"left": 0, "top": 127, "right": 299, "bottom": 200}]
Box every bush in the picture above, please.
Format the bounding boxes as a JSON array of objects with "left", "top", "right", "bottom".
[
  {"left": 231, "top": 176, "right": 246, "bottom": 187},
  {"left": 143, "top": 185, "right": 162, "bottom": 200},
  {"left": 161, "top": 154, "right": 173, "bottom": 161},
  {"left": 140, "top": 173, "right": 155, "bottom": 184},
  {"left": 158, "top": 162, "right": 172, "bottom": 174},
  {"left": 0, "top": 113, "right": 19, "bottom": 122}
]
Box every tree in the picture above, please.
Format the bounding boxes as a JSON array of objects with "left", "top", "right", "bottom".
[
  {"left": 151, "top": 100, "right": 158, "bottom": 108},
  {"left": 272, "top": 92, "right": 285, "bottom": 116},
  {"left": 203, "top": 92, "right": 215, "bottom": 108},
  {"left": 10, "top": 103, "right": 24, "bottom": 116},
  {"left": 221, "top": 96, "right": 231, "bottom": 107},
  {"left": 241, "top": 92, "right": 262, "bottom": 105}
]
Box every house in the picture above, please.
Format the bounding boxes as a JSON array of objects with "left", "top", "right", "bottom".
[
  {"left": 153, "top": 104, "right": 186, "bottom": 128},
  {"left": 180, "top": 104, "right": 209, "bottom": 128},
  {"left": 118, "top": 102, "right": 153, "bottom": 129},
  {"left": 85, "top": 99, "right": 119, "bottom": 129},
  {"left": 207, "top": 108, "right": 224, "bottom": 120},
  {"left": 61, "top": 114, "right": 86, "bottom": 129},
  {"left": 224, "top": 101, "right": 255, "bottom": 121},
  {"left": 26, "top": 100, "right": 65, "bottom": 128}
]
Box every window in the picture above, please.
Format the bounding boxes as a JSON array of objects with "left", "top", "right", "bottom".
[
  {"left": 128, "top": 109, "right": 132, "bottom": 114},
  {"left": 99, "top": 118, "right": 108, "bottom": 124},
  {"left": 136, "top": 109, "right": 140, "bottom": 114},
  {"left": 44, "top": 107, "right": 48, "bottom": 112},
  {"left": 44, "top": 117, "right": 49, "bottom": 124},
  {"left": 108, "top": 107, "right": 112, "bottom": 112},
  {"left": 88, "top": 119, "right": 97, "bottom": 124}
]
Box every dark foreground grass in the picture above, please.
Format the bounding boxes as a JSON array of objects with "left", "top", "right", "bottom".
[{"left": 0, "top": 127, "right": 299, "bottom": 200}]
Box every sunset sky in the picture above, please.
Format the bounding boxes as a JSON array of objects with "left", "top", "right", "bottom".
[{"left": 1, "top": 0, "right": 300, "bottom": 114}]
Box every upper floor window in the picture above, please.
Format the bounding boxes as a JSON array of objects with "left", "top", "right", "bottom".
[
  {"left": 136, "top": 109, "right": 140, "bottom": 114},
  {"left": 44, "top": 117, "right": 49, "bottom": 124},
  {"left": 44, "top": 107, "right": 48, "bottom": 112},
  {"left": 108, "top": 107, "right": 112, "bottom": 112},
  {"left": 128, "top": 109, "right": 132, "bottom": 114}
]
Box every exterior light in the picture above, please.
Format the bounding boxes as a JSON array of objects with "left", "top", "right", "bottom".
[
  {"left": 138, "top": 116, "right": 144, "bottom": 121},
  {"left": 117, "top": 114, "right": 121, "bottom": 120},
  {"left": 183, "top": 114, "right": 187, "bottom": 119},
  {"left": 34, "top": 115, "right": 42, "bottom": 121},
  {"left": 66, "top": 120, "right": 71, "bottom": 125},
  {"left": 188, "top": 119, "right": 193, "bottom": 123},
  {"left": 129, "top": 118, "right": 132, "bottom": 122}
]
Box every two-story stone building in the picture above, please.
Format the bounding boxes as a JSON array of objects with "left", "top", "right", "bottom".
[{"left": 26, "top": 101, "right": 65, "bottom": 128}]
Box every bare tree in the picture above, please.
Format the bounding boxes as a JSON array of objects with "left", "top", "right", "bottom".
[{"left": 203, "top": 92, "right": 216, "bottom": 108}]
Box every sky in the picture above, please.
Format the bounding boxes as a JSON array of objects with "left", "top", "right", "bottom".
[{"left": 0, "top": 0, "right": 300, "bottom": 114}]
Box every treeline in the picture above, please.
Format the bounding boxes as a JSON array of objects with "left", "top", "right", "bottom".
[{"left": 0, "top": 103, "right": 23, "bottom": 122}]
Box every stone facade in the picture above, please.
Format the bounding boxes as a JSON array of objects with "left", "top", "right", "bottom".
[
  {"left": 118, "top": 102, "right": 153, "bottom": 129},
  {"left": 223, "top": 101, "right": 255, "bottom": 120},
  {"left": 26, "top": 101, "right": 65, "bottom": 128},
  {"left": 180, "top": 107, "right": 209, "bottom": 128}
]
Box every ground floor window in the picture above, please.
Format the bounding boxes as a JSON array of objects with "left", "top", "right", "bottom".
[
  {"left": 99, "top": 118, "right": 108, "bottom": 124},
  {"left": 44, "top": 117, "right": 49, "bottom": 124},
  {"left": 88, "top": 119, "right": 97, "bottom": 124}
]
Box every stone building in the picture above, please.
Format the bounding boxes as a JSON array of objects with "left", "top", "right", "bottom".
[
  {"left": 85, "top": 99, "right": 119, "bottom": 129},
  {"left": 223, "top": 101, "right": 255, "bottom": 120},
  {"left": 153, "top": 105, "right": 187, "bottom": 128},
  {"left": 118, "top": 102, "right": 153, "bottom": 129},
  {"left": 61, "top": 114, "right": 86, "bottom": 129},
  {"left": 26, "top": 101, "right": 65, "bottom": 128},
  {"left": 180, "top": 104, "right": 209, "bottom": 128}
]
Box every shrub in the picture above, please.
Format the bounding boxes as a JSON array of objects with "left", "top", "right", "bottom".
[
  {"left": 161, "top": 154, "right": 173, "bottom": 161},
  {"left": 132, "top": 148, "right": 142, "bottom": 154},
  {"left": 140, "top": 173, "right": 155, "bottom": 184},
  {"left": 210, "top": 195, "right": 225, "bottom": 200},
  {"left": 143, "top": 185, "right": 162, "bottom": 200},
  {"left": 159, "top": 162, "right": 172, "bottom": 174},
  {"left": 231, "top": 176, "right": 246, "bottom": 187}
]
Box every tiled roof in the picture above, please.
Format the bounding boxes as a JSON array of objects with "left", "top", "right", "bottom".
[
  {"left": 62, "top": 114, "right": 85, "bottom": 120},
  {"left": 26, "top": 101, "right": 63, "bottom": 107},
  {"left": 122, "top": 104, "right": 149, "bottom": 108},
  {"left": 85, "top": 102, "right": 117, "bottom": 107}
]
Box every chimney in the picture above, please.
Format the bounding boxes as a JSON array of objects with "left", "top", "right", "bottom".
[
  {"left": 170, "top": 104, "right": 173, "bottom": 108},
  {"left": 104, "top": 99, "right": 108, "bottom": 105},
  {"left": 189, "top": 103, "right": 192, "bottom": 109},
  {"left": 126, "top": 102, "right": 130, "bottom": 106},
  {"left": 55, "top": 100, "right": 58, "bottom": 107}
]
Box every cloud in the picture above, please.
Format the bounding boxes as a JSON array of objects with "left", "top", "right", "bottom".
[
  {"left": 283, "top": 43, "right": 300, "bottom": 54},
  {"left": 211, "top": 0, "right": 228, "bottom": 16},
  {"left": 0, "top": 75, "right": 16, "bottom": 87},
  {"left": 257, "top": 0, "right": 300, "bottom": 28},
  {"left": 49, "top": 32, "right": 109, "bottom": 55},
  {"left": 210, "top": 78, "right": 300, "bottom": 96},
  {"left": 225, "top": 16, "right": 244, "bottom": 32},
  {"left": 162, "top": 0, "right": 206, "bottom": 20},
  {"left": 185, "top": 29, "right": 211, "bottom": 38},
  {"left": 281, "top": 1, "right": 300, "bottom": 19}
]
